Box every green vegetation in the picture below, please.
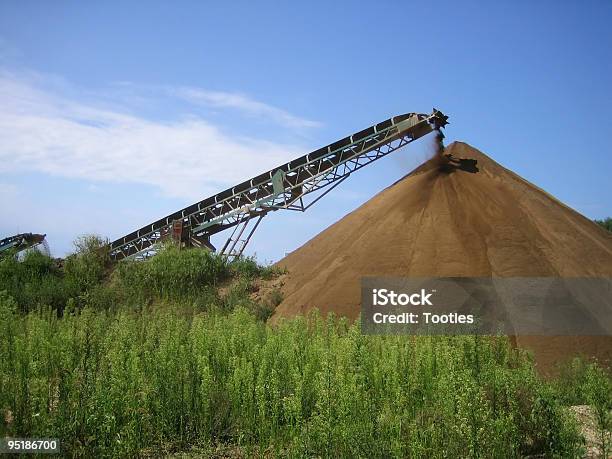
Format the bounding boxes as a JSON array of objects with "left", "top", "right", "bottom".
[
  {"left": 555, "top": 358, "right": 612, "bottom": 457},
  {"left": 0, "top": 238, "right": 610, "bottom": 457},
  {"left": 595, "top": 217, "right": 612, "bottom": 232}
]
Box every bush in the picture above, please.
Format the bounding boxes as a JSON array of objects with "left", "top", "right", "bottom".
[
  {"left": 0, "top": 250, "right": 68, "bottom": 313},
  {"left": 116, "top": 245, "right": 230, "bottom": 304},
  {"left": 229, "top": 255, "right": 282, "bottom": 280},
  {"left": 266, "top": 288, "right": 283, "bottom": 308},
  {"left": 0, "top": 233, "right": 279, "bottom": 316},
  {"left": 583, "top": 364, "right": 611, "bottom": 456},
  {"left": 1, "top": 235, "right": 603, "bottom": 456},
  {"left": 222, "top": 277, "right": 274, "bottom": 321},
  {"left": 63, "top": 234, "right": 109, "bottom": 292},
  {"left": 0, "top": 307, "right": 595, "bottom": 457},
  {"left": 594, "top": 217, "right": 612, "bottom": 232}
]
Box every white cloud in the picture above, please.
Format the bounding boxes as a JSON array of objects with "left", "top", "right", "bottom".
[
  {"left": 0, "top": 71, "right": 314, "bottom": 200},
  {"left": 0, "top": 182, "right": 18, "bottom": 197},
  {"left": 174, "top": 87, "right": 321, "bottom": 129}
]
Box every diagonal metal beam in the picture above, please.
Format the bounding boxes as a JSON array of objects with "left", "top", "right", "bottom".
[{"left": 109, "top": 109, "right": 448, "bottom": 261}]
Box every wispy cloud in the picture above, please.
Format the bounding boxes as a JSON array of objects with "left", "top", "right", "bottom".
[
  {"left": 0, "top": 182, "right": 18, "bottom": 197},
  {"left": 0, "top": 71, "right": 315, "bottom": 200},
  {"left": 174, "top": 87, "right": 321, "bottom": 129}
]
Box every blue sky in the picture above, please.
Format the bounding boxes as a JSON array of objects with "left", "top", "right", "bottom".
[{"left": 1, "top": 1, "right": 611, "bottom": 262}]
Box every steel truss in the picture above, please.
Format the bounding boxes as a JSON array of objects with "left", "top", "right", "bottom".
[
  {"left": 0, "top": 233, "right": 46, "bottom": 256},
  {"left": 109, "top": 109, "right": 448, "bottom": 261}
]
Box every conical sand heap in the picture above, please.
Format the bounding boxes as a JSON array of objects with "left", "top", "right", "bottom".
[{"left": 272, "top": 142, "right": 612, "bottom": 371}]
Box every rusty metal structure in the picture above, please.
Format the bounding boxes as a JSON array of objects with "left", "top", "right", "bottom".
[{"left": 109, "top": 109, "right": 449, "bottom": 261}]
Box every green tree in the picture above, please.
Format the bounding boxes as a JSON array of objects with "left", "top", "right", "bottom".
[{"left": 594, "top": 217, "right": 612, "bottom": 232}]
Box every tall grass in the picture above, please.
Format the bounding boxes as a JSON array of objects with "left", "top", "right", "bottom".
[
  {"left": 0, "top": 250, "right": 68, "bottom": 313},
  {"left": 0, "top": 234, "right": 110, "bottom": 313},
  {"left": 0, "top": 241, "right": 608, "bottom": 457},
  {"left": 114, "top": 245, "right": 230, "bottom": 306},
  {"left": 0, "top": 301, "right": 594, "bottom": 457}
]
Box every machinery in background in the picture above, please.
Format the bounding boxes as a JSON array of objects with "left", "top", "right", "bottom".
[{"left": 0, "top": 233, "right": 47, "bottom": 257}]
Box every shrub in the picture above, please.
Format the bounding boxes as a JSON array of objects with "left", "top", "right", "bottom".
[
  {"left": 116, "top": 245, "right": 230, "bottom": 303},
  {"left": 266, "top": 288, "right": 283, "bottom": 308},
  {"left": 63, "top": 234, "right": 109, "bottom": 292},
  {"left": 0, "top": 307, "right": 595, "bottom": 457},
  {"left": 229, "top": 256, "right": 283, "bottom": 280},
  {"left": 1, "top": 236, "right": 603, "bottom": 456},
  {"left": 0, "top": 250, "right": 68, "bottom": 313},
  {"left": 583, "top": 364, "right": 611, "bottom": 456},
  {"left": 594, "top": 217, "right": 612, "bottom": 232}
]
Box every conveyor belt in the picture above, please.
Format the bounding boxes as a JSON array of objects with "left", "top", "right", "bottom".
[
  {"left": 0, "top": 233, "right": 46, "bottom": 256},
  {"left": 109, "top": 109, "right": 448, "bottom": 261}
]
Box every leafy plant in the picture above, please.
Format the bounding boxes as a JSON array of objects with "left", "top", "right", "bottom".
[
  {"left": 1, "top": 234, "right": 609, "bottom": 457},
  {"left": 1, "top": 305, "right": 600, "bottom": 457},
  {"left": 594, "top": 217, "right": 612, "bottom": 232}
]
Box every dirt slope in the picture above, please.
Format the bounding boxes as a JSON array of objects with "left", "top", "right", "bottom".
[{"left": 272, "top": 141, "right": 612, "bottom": 371}]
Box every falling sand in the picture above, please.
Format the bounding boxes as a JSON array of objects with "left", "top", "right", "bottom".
[{"left": 272, "top": 141, "right": 612, "bottom": 373}]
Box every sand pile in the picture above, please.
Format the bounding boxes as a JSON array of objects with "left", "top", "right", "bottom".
[{"left": 272, "top": 141, "right": 612, "bottom": 371}]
